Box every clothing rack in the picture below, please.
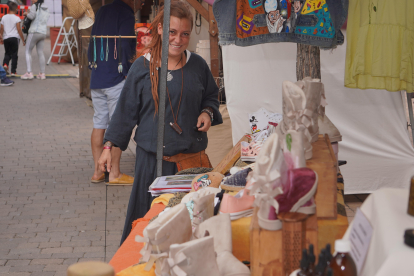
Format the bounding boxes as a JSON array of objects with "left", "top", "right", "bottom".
[{"left": 81, "top": 35, "right": 137, "bottom": 38}]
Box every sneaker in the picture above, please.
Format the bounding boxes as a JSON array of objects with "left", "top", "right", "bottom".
[
  {"left": 0, "top": 77, "right": 14, "bottom": 86},
  {"left": 220, "top": 188, "right": 255, "bottom": 220},
  {"left": 10, "top": 73, "right": 16, "bottom": 77},
  {"left": 21, "top": 72, "right": 34, "bottom": 80},
  {"left": 36, "top": 73, "right": 46, "bottom": 80},
  {"left": 3, "top": 64, "right": 9, "bottom": 74},
  {"left": 255, "top": 167, "right": 318, "bottom": 230},
  {"left": 221, "top": 167, "right": 252, "bottom": 192}
]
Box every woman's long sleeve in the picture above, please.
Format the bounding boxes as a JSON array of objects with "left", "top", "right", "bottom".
[
  {"left": 201, "top": 62, "right": 223, "bottom": 126},
  {"left": 27, "top": 4, "right": 37, "bottom": 20},
  {"left": 104, "top": 61, "right": 143, "bottom": 151}
]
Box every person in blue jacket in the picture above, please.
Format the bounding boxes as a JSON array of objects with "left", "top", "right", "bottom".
[{"left": 88, "top": 0, "right": 144, "bottom": 185}]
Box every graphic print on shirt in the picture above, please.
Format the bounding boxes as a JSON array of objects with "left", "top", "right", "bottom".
[
  {"left": 236, "top": 0, "right": 335, "bottom": 40},
  {"left": 237, "top": 14, "right": 255, "bottom": 34},
  {"left": 294, "top": 0, "right": 335, "bottom": 38}
]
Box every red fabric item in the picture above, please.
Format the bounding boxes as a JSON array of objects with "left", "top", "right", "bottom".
[{"left": 109, "top": 203, "right": 166, "bottom": 274}]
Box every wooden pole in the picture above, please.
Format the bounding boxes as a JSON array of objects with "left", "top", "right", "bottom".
[
  {"left": 296, "top": 44, "right": 321, "bottom": 81},
  {"left": 208, "top": 5, "right": 219, "bottom": 78}
]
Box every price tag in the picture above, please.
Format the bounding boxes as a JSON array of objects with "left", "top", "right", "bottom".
[{"left": 349, "top": 208, "right": 373, "bottom": 274}]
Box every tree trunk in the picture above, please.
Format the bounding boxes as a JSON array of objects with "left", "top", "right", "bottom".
[{"left": 296, "top": 44, "right": 321, "bottom": 81}]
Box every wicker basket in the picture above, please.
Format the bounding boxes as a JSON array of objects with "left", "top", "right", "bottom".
[{"left": 67, "top": 0, "right": 94, "bottom": 20}]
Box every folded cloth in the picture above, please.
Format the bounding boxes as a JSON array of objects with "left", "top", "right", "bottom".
[
  {"left": 117, "top": 263, "right": 155, "bottom": 276},
  {"left": 150, "top": 194, "right": 174, "bottom": 207},
  {"left": 109, "top": 203, "right": 165, "bottom": 273}
]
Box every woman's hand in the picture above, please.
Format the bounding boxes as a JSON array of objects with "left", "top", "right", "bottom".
[
  {"left": 197, "top": 112, "right": 212, "bottom": 132},
  {"left": 98, "top": 149, "right": 112, "bottom": 173}
]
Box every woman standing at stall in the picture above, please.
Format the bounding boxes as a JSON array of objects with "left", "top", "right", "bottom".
[{"left": 98, "top": 0, "right": 222, "bottom": 244}]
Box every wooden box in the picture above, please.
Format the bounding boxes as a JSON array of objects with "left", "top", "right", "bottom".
[{"left": 306, "top": 135, "right": 337, "bottom": 219}]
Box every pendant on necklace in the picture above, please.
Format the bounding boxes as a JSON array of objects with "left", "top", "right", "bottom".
[
  {"left": 167, "top": 72, "right": 173, "bottom": 81},
  {"left": 170, "top": 122, "right": 182, "bottom": 135},
  {"left": 167, "top": 71, "right": 173, "bottom": 81}
]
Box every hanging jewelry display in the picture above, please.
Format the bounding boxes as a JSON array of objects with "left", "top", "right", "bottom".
[
  {"left": 117, "top": 35, "right": 123, "bottom": 73},
  {"left": 100, "top": 37, "right": 104, "bottom": 61},
  {"left": 105, "top": 36, "right": 109, "bottom": 61},
  {"left": 114, "top": 37, "right": 117, "bottom": 60},
  {"left": 93, "top": 36, "right": 97, "bottom": 69},
  {"left": 88, "top": 35, "right": 94, "bottom": 69},
  {"left": 167, "top": 54, "right": 183, "bottom": 82}
]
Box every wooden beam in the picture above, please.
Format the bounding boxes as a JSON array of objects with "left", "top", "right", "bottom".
[
  {"left": 186, "top": 0, "right": 209, "bottom": 21},
  {"left": 208, "top": 5, "right": 219, "bottom": 78}
]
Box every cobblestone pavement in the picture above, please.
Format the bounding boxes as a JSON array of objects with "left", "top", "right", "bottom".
[{"left": 0, "top": 39, "right": 135, "bottom": 275}]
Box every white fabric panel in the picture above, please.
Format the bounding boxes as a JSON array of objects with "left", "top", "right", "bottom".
[{"left": 222, "top": 36, "right": 414, "bottom": 194}]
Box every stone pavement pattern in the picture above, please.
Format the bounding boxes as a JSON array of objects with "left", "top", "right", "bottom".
[{"left": 0, "top": 39, "right": 135, "bottom": 275}]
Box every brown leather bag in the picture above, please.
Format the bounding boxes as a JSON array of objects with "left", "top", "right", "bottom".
[{"left": 163, "top": 150, "right": 212, "bottom": 172}]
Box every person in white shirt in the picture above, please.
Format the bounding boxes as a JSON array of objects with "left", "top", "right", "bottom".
[{"left": 0, "top": 1, "right": 26, "bottom": 75}]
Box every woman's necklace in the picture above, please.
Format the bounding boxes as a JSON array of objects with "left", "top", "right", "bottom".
[
  {"left": 167, "top": 54, "right": 183, "bottom": 82},
  {"left": 167, "top": 61, "right": 184, "bottom": 135}
]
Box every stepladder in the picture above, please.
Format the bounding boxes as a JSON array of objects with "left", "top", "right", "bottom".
[{"left": 47, "top": 17, "right": 78, "bottom": 66}]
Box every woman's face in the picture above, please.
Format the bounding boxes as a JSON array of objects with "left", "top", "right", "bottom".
[
  {"left": 32, "top": 0, "right": 38, "bottom": 4},
  {"left": 158, "top": 16, "right": 191, "bottom": 59}
]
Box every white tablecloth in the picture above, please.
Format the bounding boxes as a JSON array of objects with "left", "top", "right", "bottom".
[{"left": 344, "top": 188, "right": 414, "bottom": 276}]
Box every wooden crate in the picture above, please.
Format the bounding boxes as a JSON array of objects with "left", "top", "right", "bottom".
[{"left": 306, "top": 135, "right": 337, "bottom": 219}]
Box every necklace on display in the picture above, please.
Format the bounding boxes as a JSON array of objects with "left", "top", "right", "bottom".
[
  {"left": 93, "top": 36, "right": 97, "bottom": 69},
  {"left": 167, "top": 53, "right": 183, "bottom": 82}
]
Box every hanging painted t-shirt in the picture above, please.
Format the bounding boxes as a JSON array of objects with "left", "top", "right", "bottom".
[
  {"left": 213, "top": 0, "right": 348, "bottom": 49},
  {"left": 345, "top": 0, "right": 414, "bottom": 92}
]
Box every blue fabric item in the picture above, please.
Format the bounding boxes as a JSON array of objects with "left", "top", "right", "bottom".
[
  {"left": 213, "top": 0, "right": 348, "bottom": 49},
  {"left": 104, "top": 52, "right": 223, "bottom": 155},
  {"left": 88, "top": 0, "right": 135, "bottom": 89},
  {"left": 0, "top": 65, "right": 6, "bottom": 80},
  {"left": 223, "top": 167, "right": 252, "bottom": 187}
]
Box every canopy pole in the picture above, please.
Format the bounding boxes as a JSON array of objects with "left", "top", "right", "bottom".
[{"left": 156, "top": 0, "right": 171, "bottom": 177}]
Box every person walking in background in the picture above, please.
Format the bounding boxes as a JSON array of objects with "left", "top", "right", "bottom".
[
  {"left": 1, "top": 1, "right": 25, "bottom": 76},
  {"left": 21, "top": 0, "right": 49, "bottom": 80},
  {"left": 0, "top": 63, "right": 14, "bottom": 86},
  {"left": 88, "top": 0, "right": 144, "bottom": 184}
]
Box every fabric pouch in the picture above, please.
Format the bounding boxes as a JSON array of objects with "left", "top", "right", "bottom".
[{"left": 163, "top": 150, "right": 212, "bottom": 172}]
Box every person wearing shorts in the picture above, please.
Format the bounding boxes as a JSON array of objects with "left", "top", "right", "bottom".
[{"left": 88, "top": 0, "right": 144, "bottom": 184}]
